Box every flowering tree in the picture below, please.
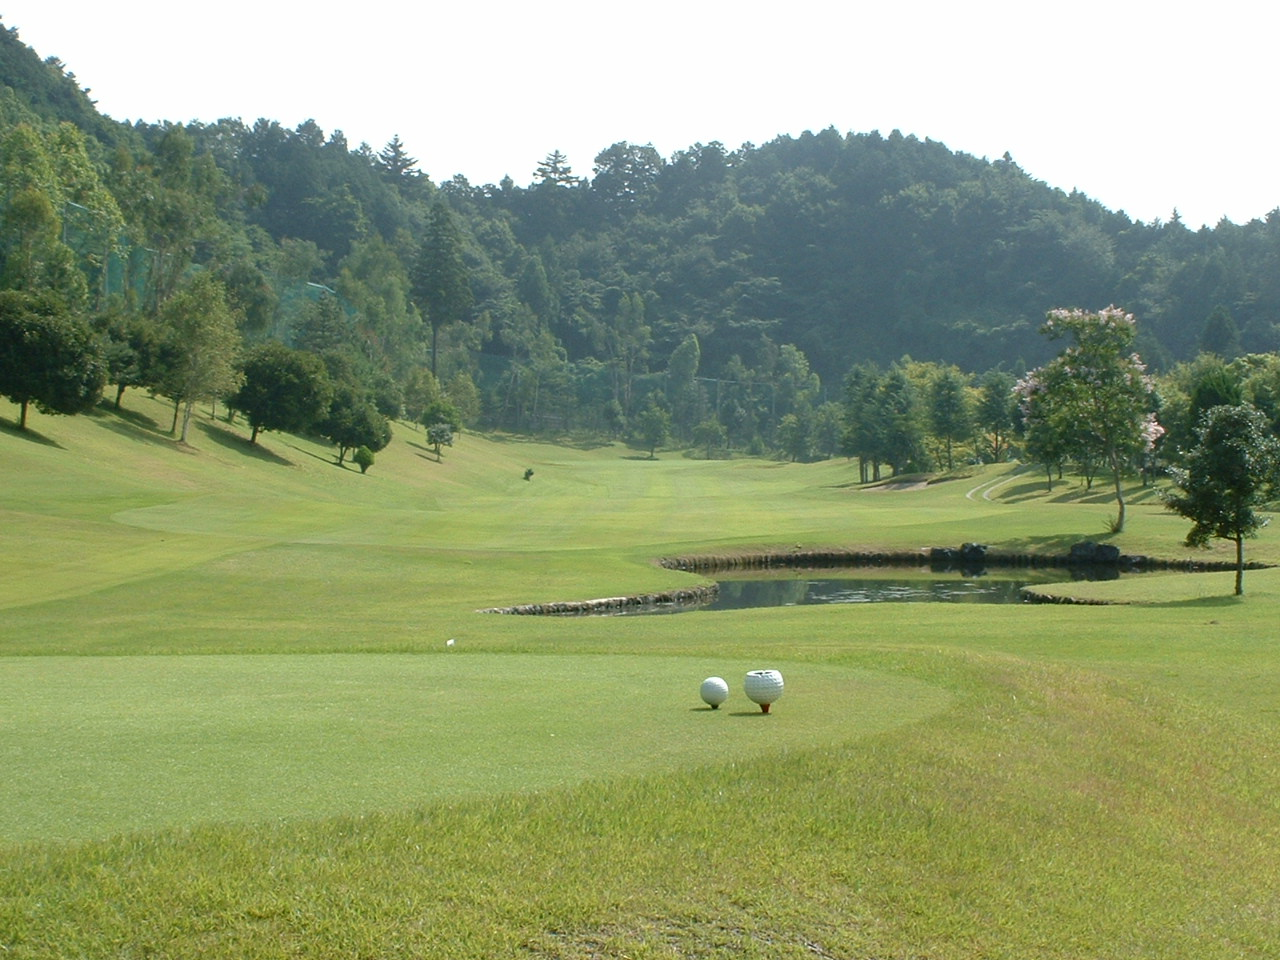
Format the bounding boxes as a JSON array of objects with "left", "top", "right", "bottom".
[{"left": 1016, "top": 306, "right": 1163, "bottom": 531}]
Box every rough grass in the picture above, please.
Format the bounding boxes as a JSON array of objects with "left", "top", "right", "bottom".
[{"left": 3, "top": 396, "right": 1280, "bottom": 958}]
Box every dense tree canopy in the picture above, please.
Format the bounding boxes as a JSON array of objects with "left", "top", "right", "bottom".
[
  {"left": 229, "top": 341, "right": 333, "bottom": 444},
  {"left": 0, "top": 288, "right": 104, "bottom": 427},
  {"left": 5, "top": 20, "right": 1280, "bottom": 471}
]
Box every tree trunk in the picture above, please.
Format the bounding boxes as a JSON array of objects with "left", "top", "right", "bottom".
[
  {"left": 250, "top": 424, "right": 261, "bottom": 444},
  {"left": 171, "top": 399, "right": 180, "bottom": 435},
  {"left": 1111, "top": 457, "right": 1126, "bottom": 532},
  {"left": 114, "top": 383, "right": 126, "bottom": 409},
  {"left": 179, "top": 399, "right": 195, "bottom": 443},
  {"left": 1235, "top": 536, "right": 1245, "bottom": 596},
  {"left": 19, "top": 400, "right": 29, "bottom": 429}
]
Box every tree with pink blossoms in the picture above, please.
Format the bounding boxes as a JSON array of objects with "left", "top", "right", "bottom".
[{"left": 1018, "top": 306, "right": 1163, "bottom": 532}]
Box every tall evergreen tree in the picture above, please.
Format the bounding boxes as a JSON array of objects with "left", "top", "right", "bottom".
[{"left": 411, "top": 202, "right": 472, "bottom": 377}]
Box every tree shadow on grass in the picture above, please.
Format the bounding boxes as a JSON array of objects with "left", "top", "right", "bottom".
[
  {"left": 1146, "top": 594, "right": 1245, "bottom": 608},
  {"left": 91, "top": 397, "right": 161, "bottom": 431},
  {"left": 0, "top": 418, "right": 63, "bottom": 448},
  {"left": 282, "top": 440, "right": 353, "bottom": 470},
  {"left": 194, "top": 419, "right": 294, "bottom": 466},
  {"left": 991, "top": 532, "right": 1118, "bottom": 554},
  {"left": 86, "top": 400, "right": 179, "bottom": 449}
]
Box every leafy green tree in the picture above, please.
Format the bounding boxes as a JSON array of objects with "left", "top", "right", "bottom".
[
  {"left": 352, "top": 444, "right": 376, "bottom": 474},
  {"left": 0, "top": 289, "right": 105, "bottom": 428},
  {"left": 1199, "top": 305, "right": 1241, "bottom": 359},
  {"left": 411, "top": 202, "right": 472, "bottom": 377},
  {"left": 692, "top": 416, "right": 727, "bottom": 459},
  {"left": 321, "top": 384, "right": 391, "bottom": 465},
  {"left": 420, "top": 396, "right": 461, "bottom": 434},
  {"left": 156, "top": 273, "right": 244, "bottom": 443},
  {"left": 841, "top": 362, "right": 884, "bottom": 482},
  {"left": 336, "top": 234, "right": 420, "bottom": 371},
  {"left": 875, "top": 366, "right": 927, "bottom": 475},
  {"left": 1239, "top": 353, "right": 1280, "bottom": 436},
  {"left": 927, "top": 366, "right": 973, "bottom": 470},
  {"left": 426, "top": 422, "right": 453, "bottom": 460},
  {"left": 0, "top": 124, "right": 87, "bottom": 307},
  {"left": 228, "top": 341, "right": 333, "bottom": 444},
  {"left": 1015, "top": 364, "right": 1073, "bottom": 491},
  {"left": 666, "top": 333, "right": 702, "bottom": 438},
  {"left": 46, "top": 122, "right": 124, "bottom": 309},
  {"left": 1165, "top": 404, "right": 1280, "bottom": 595},
  {"left": 294, "top": 292, "right": 356, "bottom": 356},
  {"left": 634, "top": 401, "right": 671, "bottom": 459},
  {"left": 605, "top": 291, "right": 650, "bottom": 416},
  {"left": 777, "top": 409, "right": 812, "bottom": 462},
  {"left": 591, "top": 141, "right": 662, "bottom": 212},
  {"left": 810, "top": 401, "right": 845, "bottom": 460},
  {"left": 93, "top": 306, "right": 162, "bottom": 409},
  {"left": 976, "top": 369, "right": 1017, "bottom": 462}
]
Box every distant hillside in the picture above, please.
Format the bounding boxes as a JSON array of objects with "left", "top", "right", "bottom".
[{"left": 4, "top": 18, "right": 1279, "bottom": 443}]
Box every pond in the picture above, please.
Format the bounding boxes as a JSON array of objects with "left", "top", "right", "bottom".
[
  {"left": 685, "top": 565, "right": 1130, "bottom": 614},
  {"left": 482, "top": 563, "right": 1143, "bottom": 617}
]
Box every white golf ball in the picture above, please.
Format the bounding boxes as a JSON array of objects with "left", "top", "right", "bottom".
[
  {"left": 700, "top": 676, "right": 729, "bottom": 708},
  {"left": 744, "top": 669, "right": 785, "bottom": 709}
]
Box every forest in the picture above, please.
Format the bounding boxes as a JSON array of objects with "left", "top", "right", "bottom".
[{"left": 3, "top": 19, "right": 1280, "bottom": 468}]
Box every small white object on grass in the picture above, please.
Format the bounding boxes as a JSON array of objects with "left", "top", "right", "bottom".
[
  {"left": 700, "top": 676, "right": 729, "bottom": 709},
  {"left": 446, "top": 638, "right": 456, "bottom": 648},
  {"left": 744, "top": 669, "right": 784, "bottom": 713}
]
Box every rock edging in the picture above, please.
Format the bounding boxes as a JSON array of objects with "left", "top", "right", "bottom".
[{"left": 478, "top": 584, "right": 719, "bottom": 616}]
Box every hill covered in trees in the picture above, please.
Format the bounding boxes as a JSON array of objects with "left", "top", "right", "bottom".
[{"left": 3, "top": 19, "right": 1279, "bottom": 450}]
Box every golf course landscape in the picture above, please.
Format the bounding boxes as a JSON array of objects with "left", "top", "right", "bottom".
[{"left": 3, "top": 394, "right": 1279, "bottom": 958}]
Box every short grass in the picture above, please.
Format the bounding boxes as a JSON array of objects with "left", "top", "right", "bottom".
[{"left": 3, "top": 395, "right": 1280, "bottom": 958}]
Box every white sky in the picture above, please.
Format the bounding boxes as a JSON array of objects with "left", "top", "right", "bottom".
[{"left": 4, "top": 1, "right": 1276, "bottom": 228}]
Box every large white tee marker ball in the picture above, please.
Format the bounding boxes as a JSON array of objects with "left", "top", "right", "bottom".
[
  {"left": 744, "top": 669, "right": 785, "bottom": 713},
  {"left": 700, "top": 676, "right": 729, "bottom": 709}
]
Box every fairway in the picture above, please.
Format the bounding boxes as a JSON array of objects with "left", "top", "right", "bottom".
[
  {"left": 4, "top": 396, "right": 1280, "bottom": 959},
  {"left": 0, "top": 653, "right": 949, "bottom": 843}
]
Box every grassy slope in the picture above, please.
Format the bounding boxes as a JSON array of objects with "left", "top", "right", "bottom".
[{"left": 2, "top": 396, "right": 1279, "bottom": 958}]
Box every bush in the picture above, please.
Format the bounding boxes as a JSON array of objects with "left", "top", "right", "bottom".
[{"left": 353, "top": 445, "right": 375, "bottom": 474}]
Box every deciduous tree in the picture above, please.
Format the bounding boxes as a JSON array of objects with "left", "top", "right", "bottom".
[
  {"left": 1022, "top": 306, "right": 1163, "bottom": 530},
  {"left": 228, "top": 340, "right": 333, "bottom": 444},
  {"left": 1165, "top": 404, "right": 1280, "bottom": 595},
  {"left": 0, "top": 289, "right": 105, "bottom": 428},
  {"left": 156, "top": 273, "right": 243, "bottom": 443}
]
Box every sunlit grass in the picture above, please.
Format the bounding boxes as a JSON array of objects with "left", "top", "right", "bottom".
[{"left": 3, "top": 394, "right": 1280, "bottom": 958}]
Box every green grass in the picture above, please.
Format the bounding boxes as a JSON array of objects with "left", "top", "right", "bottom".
[
  {"left": 1, "top": 653, "right": 948, "bottom": 843},
  {"left": 3, "top": 395, "right": 1280, "bottom": 958}
]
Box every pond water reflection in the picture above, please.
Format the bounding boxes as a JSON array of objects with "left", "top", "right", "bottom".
[{"left": 698, "top": 565, "right": 1125, "bottom": 612}]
